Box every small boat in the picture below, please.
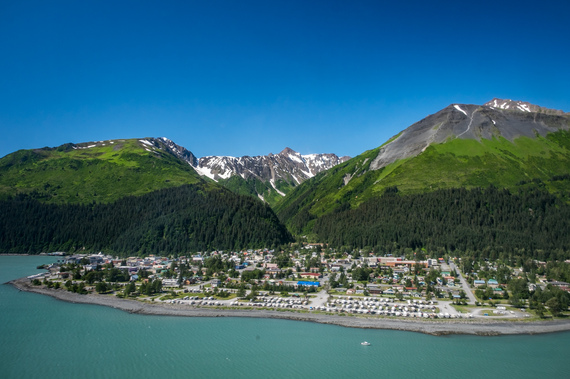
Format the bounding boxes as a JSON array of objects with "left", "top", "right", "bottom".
[{"left": 360, "top": 341, "right": 371, "bottom": 346}]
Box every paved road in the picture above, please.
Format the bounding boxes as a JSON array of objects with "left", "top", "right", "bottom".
[
  {"left": 449, "top": 262, "right": 477, "bottom": 304},
  {"left": 438, "top": 301, "right": 460, "bottom": 315}
]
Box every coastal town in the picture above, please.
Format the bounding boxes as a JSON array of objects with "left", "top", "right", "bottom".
[{"left": 24, "top": 245, "right": 570, "bottom": 321}]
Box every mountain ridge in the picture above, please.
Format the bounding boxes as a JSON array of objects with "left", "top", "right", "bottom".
[
  {"left": 0, "top": 135, "right": 350, "bottom": 207},
  {"left": 153, "top": 138, "right": 350, "bottom": 205}
]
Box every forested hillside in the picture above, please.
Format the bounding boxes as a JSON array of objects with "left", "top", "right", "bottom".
[
  {"left": 0, "top": 184, "right": 293, "bottom": 255},
  {"left": 311, "top": 185, "right": 570, "bottom": 260}
]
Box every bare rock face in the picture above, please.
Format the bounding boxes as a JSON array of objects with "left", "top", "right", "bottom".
[
  {"left": 154, "top": 137, "right": 199, "bottom": 167},
  {"left": 370, "top": 99, "right": 570, "bottom": 171}
]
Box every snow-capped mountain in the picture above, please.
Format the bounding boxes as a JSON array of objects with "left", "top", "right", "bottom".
[
  {"left": 195, "top": 147, "right": 349, "bottom": 185},
  {"left": 143, "top": 137, "right": 349, "bottom": 203}
]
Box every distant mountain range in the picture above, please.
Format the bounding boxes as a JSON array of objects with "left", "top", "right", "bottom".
[
  {"left": 190, "top": 146, "right": 349, "bottom": 205},
  {"left": 116, "top": 137, "right": 350, "bottom": 205},
  {"left": 0, "top": 137, "right": 348, "bottom": 205},
  {"left": 1, "top": 98, "right": 569, "bottom": 256}
]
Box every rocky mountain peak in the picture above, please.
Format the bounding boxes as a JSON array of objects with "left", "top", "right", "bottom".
[
  {"left": 369, "top": 99, "right": 570, "bottom": 171},
  {"left": 279, "top": 147, "right": 297, "bottom": 156}
]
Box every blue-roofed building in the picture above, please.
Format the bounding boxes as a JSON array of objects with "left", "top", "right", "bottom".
[{"left": 297, "top": 281, "right": 320, "bottom": 287}]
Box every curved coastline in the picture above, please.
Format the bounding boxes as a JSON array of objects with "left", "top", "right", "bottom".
[{"left": 9, "top": 277, "right": 570, "bottom": 336}]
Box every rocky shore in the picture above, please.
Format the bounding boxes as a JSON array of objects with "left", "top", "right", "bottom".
[{"left": 10, "top": 277, "right": 570, "bottom": 336}]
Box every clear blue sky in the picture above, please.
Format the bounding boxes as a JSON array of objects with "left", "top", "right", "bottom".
[{"left": 1, "top": 0, "right": 569, "bottom": 159}]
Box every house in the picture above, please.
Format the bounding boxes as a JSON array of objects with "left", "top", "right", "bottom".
[
  {"left": 474, "top": 280, "right": 486, "bottom": 287},
  {"left": 367, "top": 285, "right": 383, "bottom": 294},
  {"left": 487, "top": 279, "right": 499, "bottom": 288}
]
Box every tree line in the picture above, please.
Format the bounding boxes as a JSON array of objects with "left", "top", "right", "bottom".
[
  {"left": 0, "top": 184, "right": 293, "bottom": 256},
  {"left": 312, "top": 186, "right": 570, "bottom": 261}
]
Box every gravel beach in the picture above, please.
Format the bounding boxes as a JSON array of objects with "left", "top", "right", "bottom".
[{"left": 9, "top": 278, "right": 570, "bottom": 336}]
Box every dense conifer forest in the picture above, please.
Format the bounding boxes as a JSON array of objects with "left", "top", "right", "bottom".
[
  {"left": 0, "top": 184, "right": 292, "bottom": 255},
  {"left": 311, "top": 186, "right": 570, "bottom": 261}
]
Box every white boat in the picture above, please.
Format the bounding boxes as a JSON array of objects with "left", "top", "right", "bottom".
[{"left": 360, "top": 341, "right": 371, "bottom": 346}]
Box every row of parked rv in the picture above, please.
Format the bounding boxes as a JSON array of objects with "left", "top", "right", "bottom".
[
  {"left": 231, "top": 296, "right": 309, "bottom": 309},
  {"left": 164, "top": 293, "right": 476, "bottom": 319},
  {"left": 316, "top": 296, "right": 474, "bottom": 318},
  {"left": 168, "top": 296, "right": 222, "bottom": 306}
]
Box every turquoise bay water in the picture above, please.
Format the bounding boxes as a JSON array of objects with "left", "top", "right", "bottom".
[{"left": 1, "top": 256, "right": 570, "bottom": 378}]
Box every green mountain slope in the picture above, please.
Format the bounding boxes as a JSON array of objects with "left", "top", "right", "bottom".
[
  {"left": 275, "top": 100, "right": 570, "bottom": 248},
  {"left": 0, "top": 138, "right": 203, "bottom": 204},
  {"left": 0, "top": 137, "right": 294, "bottom": 254}
]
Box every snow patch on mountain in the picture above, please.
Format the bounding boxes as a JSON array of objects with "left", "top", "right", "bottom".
[
  {"left": 454, "top": 105, "right": 468, "bottom": 116},
  {"left": 483, "top": 98, "right": 564, "bottom": 114},
  {"left": 270, "top": 179, "right": 286, "bottom": 196}
]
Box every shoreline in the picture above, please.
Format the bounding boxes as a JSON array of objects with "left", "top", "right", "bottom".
[{"left": 9, "top": 277, "right": 570, "bottom": 336}]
